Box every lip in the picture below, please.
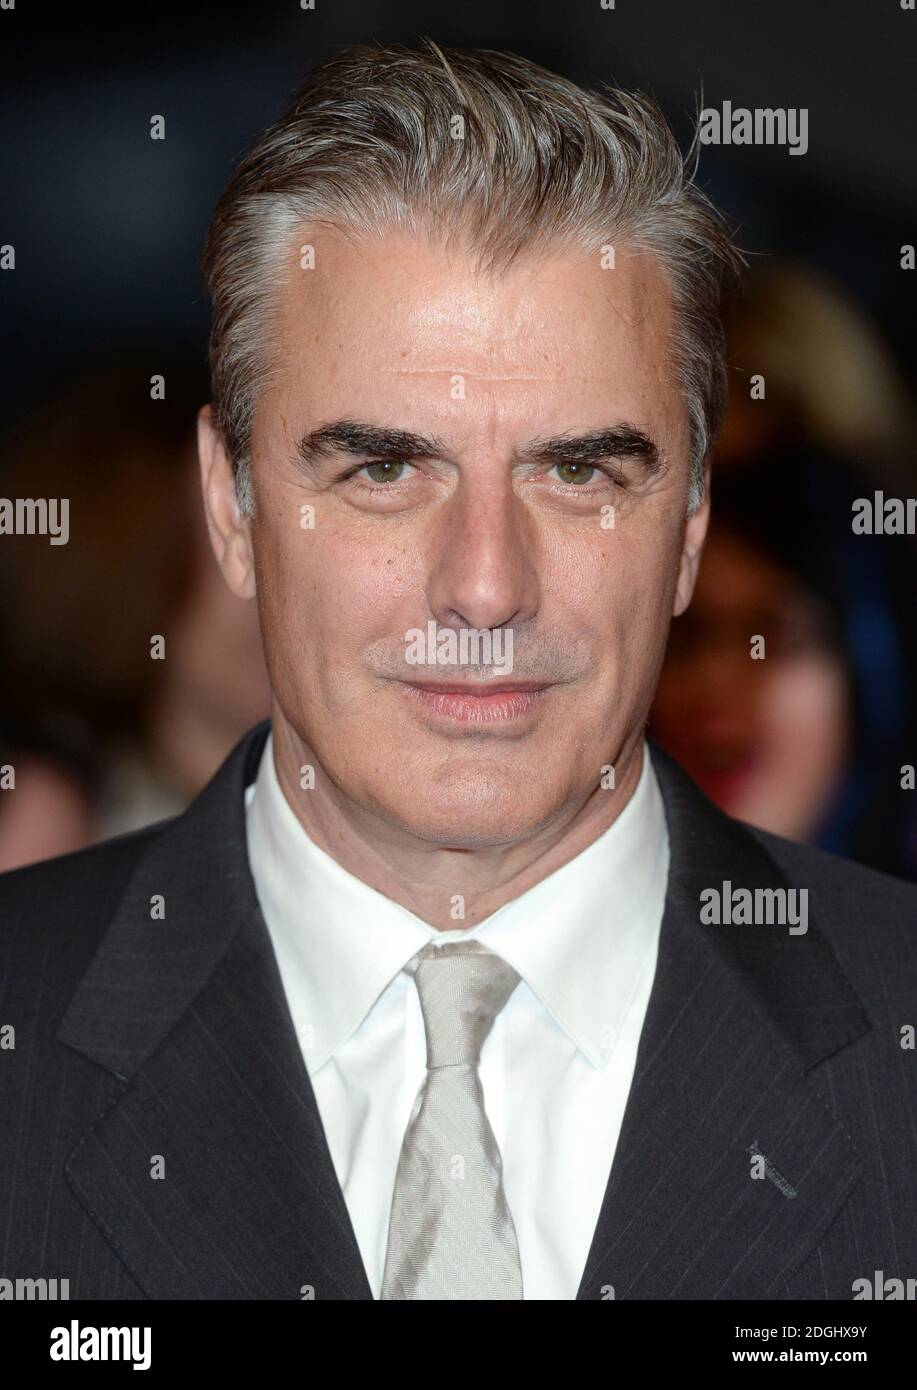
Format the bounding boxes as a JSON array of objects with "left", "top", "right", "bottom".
[{"left": 397, "top": 680, "right": 550, "bottom": 724}]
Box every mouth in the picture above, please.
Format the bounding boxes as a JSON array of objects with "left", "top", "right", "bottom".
[{"left": 396, "top": 679, "right": 551, "bottom": 724}]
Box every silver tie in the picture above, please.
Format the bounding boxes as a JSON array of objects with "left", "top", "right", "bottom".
[{"left": 380, "top": 939, "right": 524, "bottom": 1300}]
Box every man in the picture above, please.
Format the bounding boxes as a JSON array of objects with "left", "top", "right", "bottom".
[{"left": 1, "top": 41, "right": 915, "bottom": 1301}]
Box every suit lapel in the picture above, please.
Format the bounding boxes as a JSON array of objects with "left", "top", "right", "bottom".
[
  {"left": 59, "top": 719, "right": 373, "bottom": 1300},
  {"left": 576, "top": 744, "right": 869, "bottom": 1299},
  {"left": 59, "top": 720, "right": 870, "bottom": 1301}
]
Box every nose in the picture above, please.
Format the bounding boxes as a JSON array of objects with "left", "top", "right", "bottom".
[{"left": 426, "top": 467, "right": 540, "bottom": 637}]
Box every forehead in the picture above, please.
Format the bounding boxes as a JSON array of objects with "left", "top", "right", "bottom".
[{"left": 265, "top": 225, "right": 686, "bottom": 443}]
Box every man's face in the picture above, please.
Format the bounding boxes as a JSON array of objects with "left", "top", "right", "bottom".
[{"left": 224, "top": 229, "right": 706, "bottom": 845}]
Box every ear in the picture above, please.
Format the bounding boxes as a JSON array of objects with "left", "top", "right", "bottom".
[
  {"left": 197, "top": 404, "right": 256, "bottom": 600},
  {"left": 672, "top": 463, "right": 711, "bottom": 618}
]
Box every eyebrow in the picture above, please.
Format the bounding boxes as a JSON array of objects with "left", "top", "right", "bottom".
[
  {"left": 296, "top": 420, "right": 450, "bottom": 471},
  {"left": 295, "top": 418, "right": 661, "bottom": 476},
  {"left": 521, "top": 425, "right": 660, "bottom": 473}
]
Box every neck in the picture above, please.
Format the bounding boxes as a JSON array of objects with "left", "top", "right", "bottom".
[{"left": 268, "top": 709, "right": 646, "bottom": 930}]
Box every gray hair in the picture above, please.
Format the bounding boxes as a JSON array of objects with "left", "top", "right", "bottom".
[{"left": 202, "top": 41, "right": 744, "bottom": 517}]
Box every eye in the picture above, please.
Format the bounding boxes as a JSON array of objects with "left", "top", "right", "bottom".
[
  {"left": 551, "top": 461, "right": 599, "bottom": 486},
  {"left": 360, "top": 459, "right": 410, "bottom": 484}
]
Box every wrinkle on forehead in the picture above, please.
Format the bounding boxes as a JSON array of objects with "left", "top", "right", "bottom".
[
  {"left": 279, "top": 223, "right": 670, "bottom": 331},
  {"left": 388, "top": 369, "right": 619, "bottom": 383},
  {"left": 259, "top": 224, "right": 687, "bottom": 459}
]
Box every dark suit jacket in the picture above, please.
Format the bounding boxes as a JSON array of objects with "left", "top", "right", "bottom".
[{"left": 2, "top": 718, "right": 916, "bottom": 1299}]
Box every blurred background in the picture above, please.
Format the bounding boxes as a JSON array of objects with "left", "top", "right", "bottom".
[{"left": 1, "top": 0, "right": 916, "bottom": 873}]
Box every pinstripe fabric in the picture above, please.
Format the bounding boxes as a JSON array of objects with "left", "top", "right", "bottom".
[{"left": 1, "top": 717, "right": 916, "bottom": 1299}]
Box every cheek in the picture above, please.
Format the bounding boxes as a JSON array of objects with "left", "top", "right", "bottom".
[
  {"left": 549, "top": 524, "right": 679, "bottom": 705},
  {"left": 254, "top": 517, "right": 420, "bottom": 691},
  {"left": 590, "top": 526, "right": 680, "bottom": 645}
]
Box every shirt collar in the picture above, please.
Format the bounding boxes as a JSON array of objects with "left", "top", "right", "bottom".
[{"left": 245, "top": 731, "right": 668, "bottom": 1073}]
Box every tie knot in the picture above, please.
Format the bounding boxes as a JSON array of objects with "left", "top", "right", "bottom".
[{"left": 409, "top": 940, "right": 521, "bottom": 1070}]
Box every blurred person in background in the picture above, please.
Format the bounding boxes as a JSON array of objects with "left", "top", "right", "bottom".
[
  {"left": 651, "top": 445, "right": 917, "bottom": 879},
  {"left": 716, "top": 262, "right": 916, "bottom": 479},
  {"left": 0, "top": 357, "right": 270, "bottom": 870}
]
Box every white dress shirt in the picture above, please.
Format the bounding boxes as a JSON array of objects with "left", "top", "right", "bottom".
[{"left": 244, "top": 731, "right": 669, "bottom": 1300}]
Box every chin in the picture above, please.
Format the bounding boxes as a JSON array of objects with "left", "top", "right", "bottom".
[{"left": 378, "top": 771, "right": 559, "bottom": 848}]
